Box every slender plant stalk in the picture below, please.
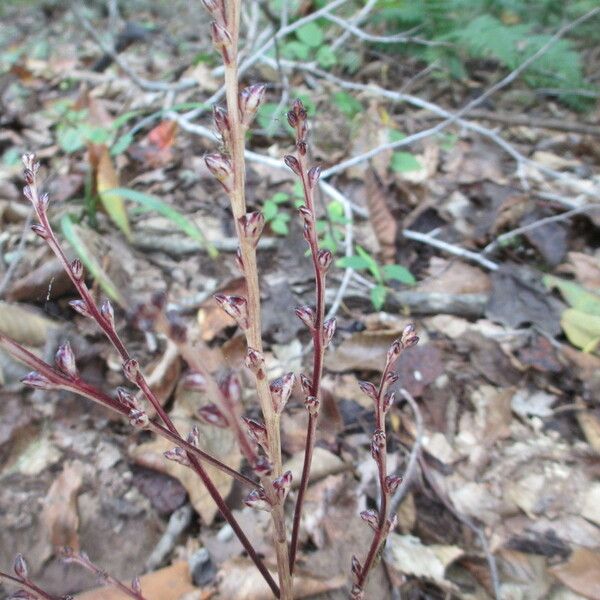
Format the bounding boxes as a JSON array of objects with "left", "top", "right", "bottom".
[
  {"left": 284, "top": 101, "right": 334, "bottom": 573},
  {"left": 350, "top": 327, "right": 418, "bottom": 599},
  {"left": 17, "top": 155, "right": 279, "bottom": 598}
]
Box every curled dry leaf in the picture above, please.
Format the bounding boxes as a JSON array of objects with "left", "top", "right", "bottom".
[
  {"left": 365, "top": 169, "right": 396, "bottom": 264},
  {"left": 42, "top": 460, "right": 84, "bottom": 551},
  {"left": 550, "top": 548, "right": 600, "bottom": 600},
  {"left": 0, "top": 301, "right": 57, "bottom": 346}
]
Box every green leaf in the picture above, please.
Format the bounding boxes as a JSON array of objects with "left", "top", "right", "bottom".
[
  {"left": 270, "top": 217, "right": 289, "bottom": 236},
  {"left": 80, "top": 123, "right": 110, "bottom": 145},
  {"left": 263, "top": 200, "right": 279, "bottom": 220},
  {"left": 56, "top": 124, "right": 85, "bottom": 153},
  {"left": 296, "top": 22, "right": 324, "bottom": 47},
  {"left": 332, "top": 92, "right": 362, "bottom": 118},
  {"left": 356, "top": 245, "right": 382, "bottom": 281},
  {"left": 544, "top": 275, "right": 600, "bottom": 316},
  {"left": 283, "top": 40, "right": 311, "bottom": 60},
  {"left": 111, "top": 133, "right": 134, "bottom": 156},
  {"left": 317, "top": 46, "right": 337, "bottom": 68},
  {"left": 391, "top": 151, "right": 422, "bottom": 173},
  {"left": 371, "top": 285, "right": 387, "bottom": 310},
  {"left": 271, "top": 192, "right": 289, "bottom": 204},
  {"left": 108, "top": 187, "right": 218, "bottom": 258},
  {"left": 60, "top": 215, "right": 125, "bottom": 305},
  {"left": 561, "top": 308, "right": 600, "bottom": 353},
  {"left": 336, "top": 255, "right": 371, "bottom": 270},
  {"left": 382, "top": 264, "right": 416, "bottom": 285}
]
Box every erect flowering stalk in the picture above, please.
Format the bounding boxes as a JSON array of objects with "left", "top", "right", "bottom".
[
  {"left": 350, "top": 326, "right": 419, "bottom": 599},
  {"left": 203, "top": 1, "right": 292, "bottom": 597},
  {"left": 16, "top": 156, "right": 279, "bottom": 598},
  {"left": 0, "top": 554, "right": 56, "bottom": 599},
  {"left": 285, "top": 99, "right": 335, "bottom": 573}
]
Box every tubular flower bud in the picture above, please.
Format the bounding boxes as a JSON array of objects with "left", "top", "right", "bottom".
[
  {"left": 297, "top": 206, "right": 313, "bottom": 229},
  {"left": 187, "top": 425, "right": 200, "bottom": 447},
  {"left": 360, "top": 509, "right": 379, "bottom": 531},
  {"left": 245, "top": 347, "right": 266, "bottom": 379},
  {"left": 307, "top": 165, "right": 321, "bottom": 188},
  {"left": 55, "top": 341, "right": 77, "bottom": 378},
  {"left": 284, "top": 154, "right": 302, "bottom": 176},
  {"left": 401, "top": 323, "right": 419, "bottom": 349},
  {"left": 300, "top": 373, "right": 313, "bottom": 397},
  {"left": 323, "top": 318, "right": 336, "bottom": 347},
  {"left": 100, "top": 299, "right": 115, "bottom": 327},
  {"left": 129, "top": 409, "right": 149, "bottom": 428},
  {"left": 253, "top": 455, "right": 273, "bottom": 476},
  {"left": 21, "top": 371, "right": 57, "bottom": 390},
  {"left": 23, "top": 185, "right": 33, "bottom": 203},
  {"left": 131, "top": 577, "right": 142, "bottom": 595},
  {"left": 38, "top": 192, "right": 49, "bottom": 212},
  {"left": 371, "top": 429, "right": 386, "bottom": 460},
  {"left": 386, "top": 339, "right": 402, "bottom": 365},
  {"left": 385, "top": 475, "right": 402, "bottom": 494},
  {"left": 205, "top": 153, "right": 234, "bottom": 192},
  {"left": 198, "top": 404, "right": 229, "bottom": 428},
  {"left": 70, "top": 259, "right": 83, "bottom": 281},
  {"left": 23, "top": 168, "right": 35, "bottom": 185},
  {"left": 234, "top": 247, "right": 244, "bottom": 272},
  {"left": 244, "top": 488, "right": 272, "bottom": 512},
  {"left": 214, "top": 294, "right": 249, "bottom": 329},
  {"left": 385, "top": 371, "right": 399, "bottom": 387},
  {"left": 383, "top": 391, "right": 395, "bottom": 414},
  {"left": 31, "top": 224, "right": 49, "bottom": 240},
  {"left": 242, "top": 417, "right": 269, "bottom": 452},
  {"left": 123, "top": 358, "right": 140, "bottom": 383},
  {"left": 272, "top": 471, "right": 293, "bottom": 503},
  {"left": 182, "top": 371, "right": 207, "bottom": 391},
  {"left": 351, "top": 555, "right": 362, "bottom": 583},
  {"left": 317, "top": 249, "right": 333, "bottom": 272},
  {"left": 213, "top": 106, "right": 231, "bottom": 144},
  {"left": 220, "top": 372, "right": 241, "bottom": 404},
  {"left": 69, "top": 299, "right": 92, "bottom": 318},
  {"left": 350, "top": 585, "right": 365, "bottom": 600},
  {"left": 116, "top": 388, "right": 138, "bottom": 411},
  {"left": 269, "top": 372, "right": 295, "bottom": 414},
  {"left": 295, "top": 305, "right": 315, "bottom": 330},
  {"left": 211, "top": 21, "right": 232, "bottom": 52},
  {"left": 22, "top": 153, "right": 36, "bottom": 169},
  {"left": 164, "top": 447, "right": 190, "bottom": 466},
  {"left": 13, "top": 554, "right": 28, "bottom": 579},
  {"left": 239, "top": 211, "right": 265, "bottom": 247},
  {"left": 239, "top": 84, "right": 266, "bottom": 127},
  {"left": 358, "top": 380, "right": 378, "bottom": 402},
  {"left": 304, "top": 395, "right": 320, "bottom": 416}
]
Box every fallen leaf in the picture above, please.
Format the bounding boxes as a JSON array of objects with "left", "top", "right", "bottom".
[
  {"left": 581, "top": 483, "right": 600, "bottom": 527},
  {"left": 325, "top": 330, "right": 397, "bottom": 372},
  {"left": 417, "top": 257, "right": 491, "bottom": 295},
  {"left": 77, "top": 561, "right": 197, "bottom": 600},
  {"left": 42, "top": 461, "right": 84, "bottom": 551},
  {"left": 384, "top": 533, "right": 463, "bottom": 589},
  {"left": 392, "top": 344, "right": 444, "bottom": 397},
  {"left": 365, "top": 169, "right": 396, "bottom": 263},
  {"left": 550, "top": 548, "right": 600, "bottom": 599},
  {"left": 512, "top": 390, "right": 557, "bottom": 419},
  {"left": 561, "top": 252, "right": 600, "bottom": 292},
  {"left": 0, "top": 302, "right": 58, "bottom": 346},
  {"left": 284, "top": 447, "right": 348, "bottom": 488}
]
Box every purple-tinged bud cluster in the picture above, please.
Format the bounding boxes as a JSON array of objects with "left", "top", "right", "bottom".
[
  {"left": 360, "top": 509, "right": 379, "bottom": 531},
  {"left": 243, "top": 417, "right": 269, "bottom": 454},
  {"left": 116, "top": 388, "right": 138, "bottom": 411},
  {"left": 323, "top": 318, "right": 336, "bottom": 347},
  {"left": 245, "top": 347, "right": 266, "bottom": 380},
  {"left": 307, "top": 165, "right": 321, "bottom": 188},
  {"left": 69, "top": 299, "right": 92, "bottom": 318},
  {"left": 351, "top": 555, "right": 362, "bottom": 583},
  {"left": 164, "top": 447, "right": 190, "bottom": 466},
  {"left": 213, "top": 106, "right": 231, "bottom": 147},
  {"left": 220, "top": 372, "right": 241, "bottom": 405},
  {"left": 300, "top": 373, "right": 313, "bottom": 397},
  {"left": 358, "top": 380, "right": 378, "bottom": 402},
  {"left": 123, "top": 358, "right": 140, "bottom": 383},
  {"left": 317, "top": 249, "right": 333, "bottom": 272},
  {"left": 239, "top": 84, "right": 266, "bottom": 128},
  {"left": 13, "top": 554, "right": 28, "bottom": 579},
  {"left": 244, "top": 487, "right": 271, "bottom": 512},
  {"left": 385, "top": 475, "right": 402, "bottom": 494},
  {"left": 269, "top": 372, "right": 295, "bottom": 414},
  {"left": 100, "top": 299, "right": 115, "bottom": 327},
  {"left": 30, "top": 224, "right": 49, "bottom": 240},
  {"left": 383, "top": 391, "right": 395, "bottom": 414},
  {"left": 214, "top": 293, "right": 249, "bottom": 330},
  {"left": 187, "top": 425, "right": 200, "bottom": 448},
  {"left": 239, "top": 211, "right": 265, "bottom": 247},
  {"left": 70, "top": 259, "right": 84, "bottom": 281},
  {"left": 198, "top": 403, "right": 229, "bottom": 428},
  {"left": 295, "top": 305, "right": 315, "bottom": 330},
  {"left": 182, "top": 371, "right": 207, "bottom": 391},
  {"left": 205, "top": 153, "right": 234, "bottom": 192},
  {"left": 304, "top": 395, "right": 320, "bottom": 416},
  {"left": 55, "top": 341, "right": 78, "bottom": 379},
  {"left": 21, "top": 371, "right": 57, "bottom": 391},
  {"left": 272, "top": 470, "right": 292, "bottom": 503},
  {"left": 371, "top": 429, "right": 386, "bottom": 460},
  {"left": 129, "top": 409, "right": 149, "bottom": 429},
  {"left": 131, "top": 576, "right": 142, "bottom": 595},
  {"left": 253, "top": 455, "right": 272, "bottom": 476},
  {"left": 283, "top": 154, "right": 302, "bottom": 176}
]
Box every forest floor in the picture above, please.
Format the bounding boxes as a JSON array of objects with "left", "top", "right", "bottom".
[{"left": 0, "top": 2, "right": 600, "bottom": 599}]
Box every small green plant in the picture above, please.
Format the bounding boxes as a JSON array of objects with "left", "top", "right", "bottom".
[{"left": 337, "top": 245, "right": 416, "bottom": 309}]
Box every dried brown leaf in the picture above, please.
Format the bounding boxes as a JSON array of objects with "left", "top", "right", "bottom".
[
  {"left": 550, "top": 548, "right": 600, "bottom": 599},
  {"left": 365, "top": 169, "right": 396, "bottom": 264},
  {"left": 0, "top": 301, "right": 57, "bottom": 346}
]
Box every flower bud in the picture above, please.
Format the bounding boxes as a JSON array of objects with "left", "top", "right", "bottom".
[
  {"left": 383, "top": 391, "right": 395, "bottom": 414},
  {"left": 307, "top": 165, "right": 321, "bottom": 188},
  {"left": 317, "top": 249, "right": 333, "bottom": 272},
  {"left": 55, "top": 341, "right": 77, "bottom": 378},
  {"left": 284, "top": 154, "right": 301, "bottom": 176},
  {"left": 123, "top": 358, "right": 140, "bottom": 383},
  {"left": 13, "top": 554, "right": 28, "bottom": 579},
  {"left": 22, "top": 153, "right": 36, "bottom": 169},
  {"left": 358, "top": 380, "right": 378, "bottom": 401},
  {"left": 291, "top": 98, "right": 307, "bottom": 122},
  {"left": 300, "top": 373, "right": 312, "bottom": 397},
  {"left": 323, "top": 318, "right": 336, "bottom": 347},
  {"left": 116, "top": 388, "right": 138, "bottom": 411},
  {"left": 182, "top": 372, "right": 207, "bottom": 391},
  {"left": 214, "top": 294, "right": 249, "bottom": 329},
  {"left": 385, "top": 474, "right": 402, "bottom": 494},
  {"left": 244, "top": 488, "right": 272, "bottom": 512},
  {"left": 242, "top": 417, "right": 269, "bottom": 452},
  {"left": 23, "top": 168, "right": 34, "bottom": 185},
  {"left": 164, "top": 447, "right": 190, "bottom": 466},
  {"left": 213, "top": 106, "right": 231, "bottom": 145},
  {"left": 371, "top": 429, "right": 386, "bottom": 459},
  {"left": 239, "top": 211, "right": 265, "bottom": 247},
  {"left": 350, "top": 585, "right": 365, "bottom": 600},
  {"left": 304, "top": 395, "right": 319, "bottom": 416},
  {"left": 131, "top": 576, "right": 142, "bottom": 595},
  {"left": 205, "top": 153, "right": 233, "bottom": 192},
  {"left": 245, "top": 347, "right": 266, "bottom": 379},
  {"left": 272, "top": 470, "right": 292, "bottom": 503},
  {"left": 69, "top": 299, "right": 92, "bottom": 318},
  {"left": 198, "top": 403, "right": 228, "bottom": 428},
  {"left": 100, "top": 299, "right": 115, "bottom": 327},
  {"left": 296, "top": 139, "right": 307, "bottom": 156},
  {"left": 295, "top": 305, "right": 315, "bottom": 330},
  {"left": 31, "top": 224, "right": 49, "bottom": 240},
  {"left": 287, "top": 110, "right": 298, "bottom": 128},
  {"left": 239, "top": 84, "right": 266, "bottom": 127},
  {"left": 401, "top": 323, "right": 419, "bottom": 349},
  {"left": 70, "top": 259, "right": 83, "bottom": 281},
  {"left": 385, "top": 371, "right": 399, "bottom": 387},
  {"left": 187, "top": 425, "right": 200, "bottom": 447},
  {"left": 360, "top": 509, "right": 379, "bottom": 531},
  {"left": 211, "top": 21, "right": 232, "bottom": 51},
  {"left": 129, "top": 408, "right": 149, "bottom": 428},
  {"left": 220, "top": 372, "right": 241, "bottom": 404},
  {"left": 297, "top": 206, "right": 313, "bottom": 229},
  {"left": 8, "top": 590, "right": 36, "bottom": 599},
  {"left": 253, "top": 455, "right": 273, "bottom": 476},
  {"left": 21, "top": 371, "right": 57, "bottom": 390},
  {"left": 23, "top": 185, "right": 33, "bottom": 203},
  {"left": 270, "top": 372, "right": 295, "bottom": 414}
]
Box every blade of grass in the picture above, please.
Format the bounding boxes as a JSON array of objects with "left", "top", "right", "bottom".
[{"left": 109, "top": 187, "right": 218, "bottom": 258}]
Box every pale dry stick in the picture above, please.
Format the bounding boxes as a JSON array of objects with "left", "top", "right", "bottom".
[
  {"left": 330, "top": 0, "right": 378, "bottom": 52},
  {"left": 18, "top": 157, "right": 279, "bottom": 596},
  {"left": 403, "top": 229, "right": 499, "bottom": 272},
  {"left": 283, "top": 100, "right": 335, "bottom": 572},
  {"left": 203, "top": 1, "right": 292, "bottom": 596},
  {"left": 351, "top": 328, "right": 418, "bottom": 599},
  {"left": 73, "top": 6, "right": 196, "bottom": 93},
  {"left": 482, "top": 203, "right": 600, "bottom": 254}
]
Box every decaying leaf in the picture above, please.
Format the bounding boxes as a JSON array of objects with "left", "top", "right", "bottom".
[
  {"left": 76, "top": 561, "right": 197, "bottom": 600},
  {"left": 550, "top": 548, "right": 600, "bottom": 599},
  {"left": 284, "top": 447, "right": 347, "bottom": 488},
  {"left": 0, "top": 302, "right": 57, "bottom": 346},
  {"left": 365, "top": 169, "right": 396, "bottom": 264},
  {"left": 42, "top": 460, "right": 84, "bottom": 551}
]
